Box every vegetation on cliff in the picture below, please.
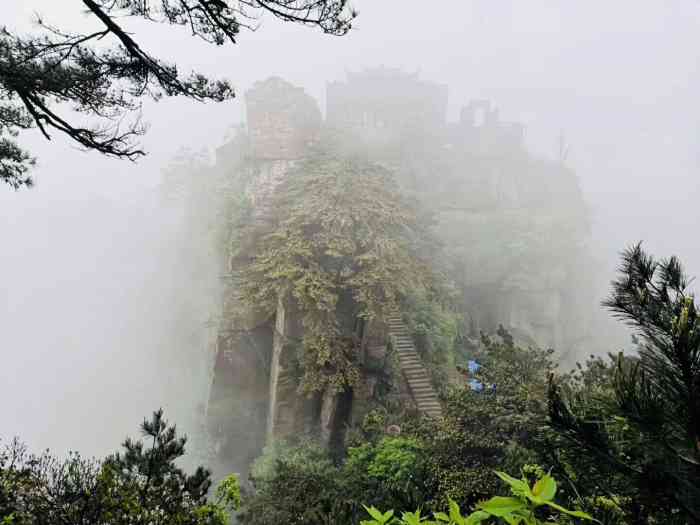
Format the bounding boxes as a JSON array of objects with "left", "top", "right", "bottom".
[
  {"left": 237, "top": 332, "right": 559, "bottom": 524},
  {"left": 3, "top": 245, "right": 698, "bottom": 525},
  {"left": 154, "top": 129, "right": 698, "bottom": 523},
  {"left": 240, "top": 150, "right": 437, "bottom": 393},
  {"left": 236, "top": 245, "right": 700, "bottom": 525}
]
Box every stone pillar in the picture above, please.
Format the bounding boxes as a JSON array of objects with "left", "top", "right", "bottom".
[
  {"left": 266, "top": 297, "right": 286, "bottom": 441},
  {"left": 319, "top": 388, "right": 353, "bottom": 454},
  {"left": 318, "top": 391, "right": 336, "bottom": 446}
]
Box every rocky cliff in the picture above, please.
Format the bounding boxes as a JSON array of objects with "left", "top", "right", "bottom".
[{"left": 204, "top": 70, "right": 595, "bottom": 474}]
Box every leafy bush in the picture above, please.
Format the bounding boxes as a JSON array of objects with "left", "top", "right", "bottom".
[
  {"left": 0, "top": 410, "right": 239, "bottom": 525},
  {"left": 548, "top": 245, "right": 700, "bottom": 523},
  {"left": 248, "top": 438, "right": 325, "bottom": 488},
  {"left": 239, "top": 335, "right": 560, "bottom": 523},
  {"left": 404, "top": 333, "right": 556, "bottom": 509},
  {"left": 402, "top": 292, "right": 461, "bottom": 395},
  {"left": 361, "top": 470, "right": 593, "bottom": 525},
  {"left": 345, "top": 437, "right": 428, "bottom": 511},
  {"left": 240, "top": 441, "right": 352, "bottom": 525}
]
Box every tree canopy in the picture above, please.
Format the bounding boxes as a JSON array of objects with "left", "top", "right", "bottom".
[
  {"left": 240, "top": 150, "right": 436, "bottom": 393},
  {"left": 0, "top": 409, "right": 241, "bottom": 525},
  {"left": 0, "top": 0, "right": 355, "bottom": 188},
  {"left": 549, "top": 243, "right": 700, "bottom": 522}
]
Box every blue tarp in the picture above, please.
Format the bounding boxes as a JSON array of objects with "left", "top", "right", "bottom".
[
  {"left": 467, "top": 360, "right": 481, "bottom": 373},
  {"left": 464, "top": 360, "right": 495, "bottom": 392},
  {"left": 467, "top": 378, "right": 484, "bottom": 391}
]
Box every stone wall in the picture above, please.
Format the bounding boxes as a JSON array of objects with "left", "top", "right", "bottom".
[
  {"left": 326, "top": 67, "right": 448, "bottom": 146},
  {"left": 246, "top": 77, "right": 321, "bottom": 160},
  {"left": 456, "top": 99, "right": 525, "bottom": 156}
]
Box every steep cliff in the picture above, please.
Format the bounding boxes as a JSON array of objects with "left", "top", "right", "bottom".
[{"left": 203, "top": 70, "right": 596, "bottom": 474}]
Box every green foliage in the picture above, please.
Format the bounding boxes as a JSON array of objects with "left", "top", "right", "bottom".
[
  {"left": 361, "top": 470, "right": 593, "bottom": 525},
  {"left": 242, "top": 323, "right": 668, "bottom": 524},
  {"left": 481, "top": 471, "right": 593, "bottom": 523},
  {"left": 360, "top": 409, "right": 390, "bottom": 440},
  {"left": 239, "top": 331, "right": 564, "bottom": 523},
  {"left": 238, "top": 246, "right": 700, "bottom": 524},
  {"left": 0, "top": 439, "right": 102, "bottom": 525},
  {"left": 362, "top": 506, "right": 396, "bottom": 525},
  {"left": 243, "top": 437, "right": 429, "bottom": 524},
  {"left": 345, "top": 437, "right": 427, "bottom": 511},
  {"left": 241, "top": 150, "right": 435, "bottom": 393},
  {"left": 1, "top": 1, "right": 354, "bottom": 188},
  {"left": 240, "top": 440, "right": 352, "bottom": 525},
  {"left": 403, "top": 291, "right": 461, "bottom": 394},
  {"left": 548, "top": 244, "right": 700, "bottom": 522},
  {"left": 360, "top": 437, "right": 424, "bottom": 484},
  {"left": 249, "top": 438, "right": 330, "bottom": 490},
  {"left": 240, "top": 333, "right": 567, "bottom": 524},
  {"left": 408, "top": 333, "right": 556, "bottom": 509},
  {"left": 0, "top": 411, "right": 238, "bottom": 525},
  {"left": 215, "top": 473, "right": 242, "bottom": 513},
  {"left": 195, "top": 474, "right": 242, "bottom": 525}
]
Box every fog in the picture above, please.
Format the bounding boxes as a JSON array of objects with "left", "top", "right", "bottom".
[{"left": 2, "top": 1, "right": 699, "bottom": 460}]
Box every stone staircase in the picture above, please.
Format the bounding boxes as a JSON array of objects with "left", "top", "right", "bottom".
[{"left": 386, "top": 311, "right": 443, "bottom": 418}]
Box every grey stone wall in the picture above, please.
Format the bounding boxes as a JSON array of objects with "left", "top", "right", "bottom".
[{"left": 245, "top": 77, "right": 321, "bottom": 160}]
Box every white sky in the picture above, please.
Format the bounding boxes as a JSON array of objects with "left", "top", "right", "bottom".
[{"left": 2, "top": 0, "right": 699, "bottom": 455}]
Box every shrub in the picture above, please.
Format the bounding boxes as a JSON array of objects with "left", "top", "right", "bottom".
[
  {"left": 240, "top": 441, "right": 350, "bottom": 525},
  {"left": 360, "top": 470, "right": 593, "bottom": 525},
  {"left": 0, "top": 411, "right": 238, "bottom": 525},
  {"left": 344, "top": 437, "right": 428, "bottom": 511}
]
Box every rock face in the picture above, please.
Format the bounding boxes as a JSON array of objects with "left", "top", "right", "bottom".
[
  {"left": 324, "top": 68, "right": 593, "bottom": 354},
  {"left": 207, "top": 78, "right": 346, "bottom": 474},
  {"left": 206, "top": 70, "right": 596, "bottom": 473},
  {"left": 246, "top": 77, "right": 321, "bottom": 161}
]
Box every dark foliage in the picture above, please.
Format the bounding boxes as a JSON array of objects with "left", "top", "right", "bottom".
[
  {"left": 548, "top": 243, "right": 700, "bottom": 523},
  {"left": 0, "top": 410, "right": 236, "bottom": 525},
  {"left": 100, "top": 409, "right": 214, "bottom": 523},
  {"left": 239, "top": 442, "right": 352, "bottom": 525},
  {"left": 0, "top": 0, "right": 355, "bottom": 188},
  {"left": 408, "top": 333, "right": 556, "bottom": 510},
  {"left": 239, "top": 334, "right": 558, "bottom": 524},
  {"left": 0, "top": 439, "right": 104, "bottom": 525}
]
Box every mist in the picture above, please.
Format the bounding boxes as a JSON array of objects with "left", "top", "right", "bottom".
[{"left": 2, "top": 0, "right": 699, "bottom": 465}]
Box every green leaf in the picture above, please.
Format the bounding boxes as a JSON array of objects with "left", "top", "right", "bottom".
[
  {"left": 501, "top": 515, "right": 525, "bottom": 525},
  {"left": 531, "top": 474, "right": 557, "bottom": 502},
  {"left": 400, "top": 510, "right": 426, "bottom": 525},
  {"left": 495, "top": 471, "right": 531, "bottom": 498},
  {"left": 476, "top": 496, "right": 527, "bottom": 517},
  {"left": 364, "top": 505, "right": 387, "bottom": 522},
  {"left": 464, "top": 510, "right": 491, "bottom": 524},
  {"left": 544, "top": 501, "right": 596, "bottom": 521},
  {"left": 448, "top": 499, "right": 466, "bottom": 525}
]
